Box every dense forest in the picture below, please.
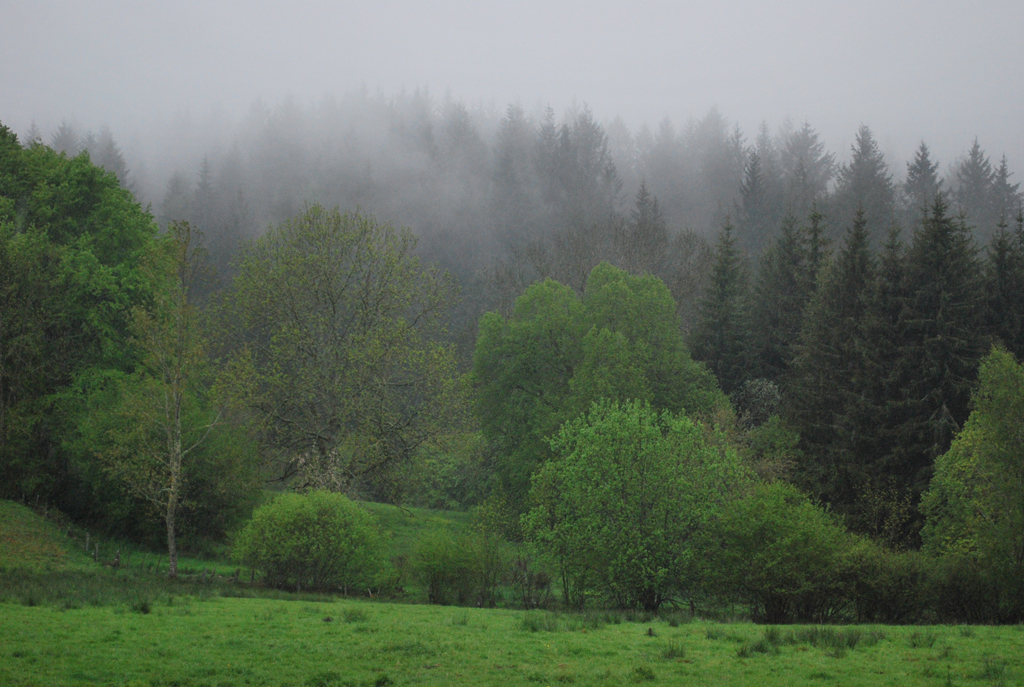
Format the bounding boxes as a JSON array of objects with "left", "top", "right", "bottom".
[{"left": 2, "top": 94, "right": 1023, "bottom": 621}]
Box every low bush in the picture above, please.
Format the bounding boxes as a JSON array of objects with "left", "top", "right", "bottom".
[
  {"left": 410, "top": 528, "right": 508, "bottom": 606},
  {"left": 410, "top": 531, "right": 477, "bottom": 605},
  {"left": 710, "top": 482, "right": 853, "bottom": 623},
  {"left": 844, "top": 538, "right": 926, "bottom": 624},
  {"left": 232, "top": 491, "right": 387, "bottom": 592}
]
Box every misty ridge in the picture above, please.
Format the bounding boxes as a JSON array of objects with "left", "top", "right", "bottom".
[{"left": 32, "top": 87, "right": 1023, "bottom": 332}]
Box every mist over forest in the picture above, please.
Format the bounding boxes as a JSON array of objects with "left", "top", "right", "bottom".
[
  {"left": 5, "top": 0, "right": 1024, "bottom": 628},
  {"left": 25, "top": 91, "right": 1023, "bottom": 343}
]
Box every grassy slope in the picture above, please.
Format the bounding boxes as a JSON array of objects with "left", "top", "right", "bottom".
[
  {"left": 360, "top": 501, "right": 473, "bottom": 558},
  {"left": 0, "top": 501, "right": 94, "bottom": 572}
]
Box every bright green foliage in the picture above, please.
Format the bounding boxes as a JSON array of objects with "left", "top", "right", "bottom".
[
  {"left": 473, "top": 263, "right": 724, "bottom": 504},
  {"left": 410, "top": 529, "right": 506, "bottom": 606},
  {"left": 226, "top": 205, "right": 463, "bottom": 491},
  {"left": 0, "top": 123, "right": 157, "bottom": 525},
  {"left": 921, "top": 347, "right": 1024, "bottom": 620},
  {"left": 689, "top": 220, "right": 753, "bottom": 394},
  {"left": 524, "top": 400, "right": 747, "bottom": 611},
  {"left": 233, "top": 491, "right": 387, "bottom": 592},
  {"left": 711, "top": 482, "right": 854, "bottom": 623}
]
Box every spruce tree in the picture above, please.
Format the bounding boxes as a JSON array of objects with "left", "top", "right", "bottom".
[
  {"left": 750, "top": 215, "right": 811, "bottom": 382},
  {"left": 984, "top": 216, "right": 1024, "bottom": 358},
  {"left": 689, "top": 220, "right": 753, "bottom": 394},
  {"left": 953, "top": 138, "right": 996, "bottom": 240},
  {"left": 896, "top": 195, "right": 987, "bottom": 496},
  {"left": 903, "top": 142, "right": 943, "bottom": 220},
  {"left": 786, "top": 210, "right": 875, "bottom": 506},
  {"left": 832, "top": 125, "right": 895, "bottom": 244}
]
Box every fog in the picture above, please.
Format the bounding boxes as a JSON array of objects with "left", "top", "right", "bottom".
[{"left": 5, "top": 0, "right": 1022, "bottom": 169}]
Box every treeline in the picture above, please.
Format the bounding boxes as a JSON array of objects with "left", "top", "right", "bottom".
[{"left": 26, "top": 93, "right": 1022, "bottom": 334}]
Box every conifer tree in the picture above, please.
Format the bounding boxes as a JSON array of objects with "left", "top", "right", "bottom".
[
  {"left": 614, "top": 179, "right": 668, "bottom": 275},
  {"left": 787, "top": 210, "right": 875, "bottom": 505},
  {"left": 903, "top": 142, "right": 943, "bottom": 220},
  {"left": 736, "top": 148, "right": 779, "bottom": 255},
  {"left": 984, "top": 216, "right": 1024, "bottom": 358},
  {"left": 895, "top": 196, "right": 987, "bottom": 496},
  {"left": 690, "top": 220, "right": 753, "bottom": 394},
  {"left": 750, "top": 216, "right": 811, "bottom": 382},
  {"left": 953, "top": 138, "right": 996, "bottom": 240},
  {"left": 832, "top": 125, "right": 895, "bottom": 244}
]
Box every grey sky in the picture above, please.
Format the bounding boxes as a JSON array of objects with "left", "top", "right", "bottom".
[{"left": 4, "top": 0, "right": 1023, "bottom": 177}]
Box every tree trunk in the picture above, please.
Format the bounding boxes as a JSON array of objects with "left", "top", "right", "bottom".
[{"left": 166, "top": 500, "right": 178, "bottom": 578}]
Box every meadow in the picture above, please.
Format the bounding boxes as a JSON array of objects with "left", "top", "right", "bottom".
[{"left": 1, "top": 500, "right": 1021, "bottom": 687}]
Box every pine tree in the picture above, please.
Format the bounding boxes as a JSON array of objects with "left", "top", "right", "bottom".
[
  {"left": 91, "top": 126, "right": 131, "bottom": 189},
  {"left": 780, "top": 121, "right": 835, "bottom": 218},
  {"left": 897, "top": 196, "right": 987, "bottom": 495},
  {"left": 991, "top": 155, "right": 1022, "bottom": 226},
  {"left": 689, "top": 220, "right": 753, "bottom": 394},
  {"left": 614, "top": 179, "right": 668, "bottom": 275},
  {"left": 49, "top": 120, "right": 80, "bottom": 156},
  {"left": 984, "top": 216, "right": 1024, "bottom": 358},
  {"left": 832, "top": 125, "right": 895, "bottom": 244},
  {"left": 750, "top": 216, "right": 811, "bottom": 382},
  {"left": 903, "top": 142, "right": 943, "bottom": 220},
  {"left": 787, "top": 210, "right": 875, "bottom": 506},
  {"left": 953, "top": 138, "right": 996, "bottom": 240},
  {"left": 737, "top": 150, "right": 771, "bottom": 254}
]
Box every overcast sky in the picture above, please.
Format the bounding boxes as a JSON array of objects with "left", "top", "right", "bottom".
[{"left": 4, "top": 0, "right": 1023, "bottom": 178}]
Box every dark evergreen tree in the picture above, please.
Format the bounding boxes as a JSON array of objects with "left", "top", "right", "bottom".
[
  {"left": 689, "top": 220, "right": 753, "bottom": 394},
  {"left": 803, "top": 202, "right": 831, "bottom": 285},
  {"left": 614, "top": 179, "right": 668, "bottom": 275},
  {"left": 902, "top": 142, "right": 943, "bottom": 221},
  {"left": 983, "top": 216, "right": 1024, "bottom": 358},
  {"left": 750, "top": 216, "right": 812, "bottom": 382},
  {"left": 736, "top": 150, "right": 771, "bottom": 254},
  {"left": 991, "top": 154, "right": 1022, "bottom": 226},
  {"left": 895, "top": 196, "right": 988, "bottom": 499},
  {"left": 786, "top": 211, "right": 875, "bottom": 508},
  {"left": 832, "top": 125, "right": 896, "bottom": 244},
  {"left": 780, "top": 121, "right": 835, "bottom": 218},
  {"left": 953, "top": 138, "right": 996, "bottom": 240}
]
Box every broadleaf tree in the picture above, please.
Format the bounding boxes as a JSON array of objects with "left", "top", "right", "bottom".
[{"left": 226, "top": 205, "right": 464, "bottom": 496}]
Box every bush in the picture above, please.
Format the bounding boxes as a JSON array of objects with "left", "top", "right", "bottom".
[
  {"left": 232, "top": 491, "right": 387, "bottom": 592},
  {"left": 710, "top": 482, "right": 853, "bottom": 623},
  {"left": 844, "top": 538, "right": 926, "bottom": 624},
  {"left": 410, "top": 531, "right": 477, "bottom": 605}
]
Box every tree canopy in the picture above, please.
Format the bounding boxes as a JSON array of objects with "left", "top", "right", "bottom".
[
  {"left": 226, "top": 204, "right": 465, "bottom": 496},
  {"left": 473, "top": 262, "right": 725, "bottom": 504}
]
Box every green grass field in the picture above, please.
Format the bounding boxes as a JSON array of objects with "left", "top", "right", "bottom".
[{"left": 2, "top": 500, "right": 1021, "bottom": 686}]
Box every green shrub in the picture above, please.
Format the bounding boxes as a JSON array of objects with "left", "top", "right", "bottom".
[
  {"left": 923, "top": 554, "right": 1002, "bottom": 623},
  {"left": 411, "top": 530, "right": 477, "bottom": 605},
  {"left": 844, "top": 537, "right": 926, "bottom": 623},
  {"left": 232, "top": 491, "right": 387, "bottom": 592},
  {"left": 410, "top": 528, "right": 507, "bottom": 606},
  {"left": 710, "top": 482, "right": 853, "bottom": 623}
]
